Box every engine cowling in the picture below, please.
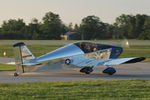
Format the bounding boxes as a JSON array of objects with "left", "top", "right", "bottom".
[{"left": 103, "top": 67, "right": 116, "bottom": 75}]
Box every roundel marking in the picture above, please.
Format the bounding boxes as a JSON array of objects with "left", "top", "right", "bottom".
[{"left": 65, "top": 59, "right": 71, "bottom": 65}]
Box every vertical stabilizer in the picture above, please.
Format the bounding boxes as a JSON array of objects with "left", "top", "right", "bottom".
[{"left": 13, "top": 42, "right": 35, "bottom": 75}]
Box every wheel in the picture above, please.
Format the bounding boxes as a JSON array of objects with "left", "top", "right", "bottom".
[
  {"left": 108, "top": 72, "right": 114, "bottom": 75},
  {"left": 80, "top": 67, "right": 93, "bottom": 74},
  {"left": 14, "top": 72, "right": 19, "bottom": 77},
  {"left": 103, "top": 67, "right": 116, "bottom": 75},
  {"left": 85, "top": 72, "right": 90, "bottom": 74}
]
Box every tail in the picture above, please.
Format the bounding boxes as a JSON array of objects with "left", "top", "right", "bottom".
[{"left": 13, "top": 42, "right": 35, "bottom": 76}]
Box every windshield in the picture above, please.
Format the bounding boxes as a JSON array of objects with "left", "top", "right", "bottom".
[{"left": 74, "top": 42, "right": 112, "bottom": 53}]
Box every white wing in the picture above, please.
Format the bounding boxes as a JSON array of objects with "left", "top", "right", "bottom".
[
  {"left": 102, "top": 57, "right": 145, "bottom": 66},
  {"left": 69, "top": 57, "right": 145, "bottom": 67}
]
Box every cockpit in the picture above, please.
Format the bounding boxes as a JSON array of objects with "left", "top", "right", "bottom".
[
  {"left": 74, "top": 42, "right": 112, "bottom": 53},
  {"left": 74, "top": 41, "right": 123, "bottom": 58}
]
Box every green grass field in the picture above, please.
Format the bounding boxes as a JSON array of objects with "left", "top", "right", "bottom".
[
  {"left": 0, "top": 79, "right": 149, "bottom": 100},
  {"left": 0, "top": 39, "right": 150, "bottom": 42},
  {"left": 0, "top": 64, "right": 16, "bottom": 71},
  {"left": 0, "top": 44, "right": 150, "bottom": 60},
  {"left": 0, "top": 44, "right": 65, "bottom": 58}
]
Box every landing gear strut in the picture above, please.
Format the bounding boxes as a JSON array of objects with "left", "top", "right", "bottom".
[
  {"left": 103, "top": 66, "right": 116, "bottom": 75},
  {"left": 80, "top": 67, "right": 93, "bottom": 74}
]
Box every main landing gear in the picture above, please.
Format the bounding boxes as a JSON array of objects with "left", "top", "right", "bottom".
[
  {"left": 80, "top": 66, "right": 93, "bottom": 74},
  {"left": 103, "top": 65, "right": 116, "bottom": 75},
  {"left": 80, "top": 66, "right": 116, "bottom": 75}
]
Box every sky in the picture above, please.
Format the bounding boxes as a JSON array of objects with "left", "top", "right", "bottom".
[{"left": 0, "top": 0, "right": 150, "bottom": 25}]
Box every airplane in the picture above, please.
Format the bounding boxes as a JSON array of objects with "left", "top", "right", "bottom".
[{"left": 11, "top": 41, "right": 145, "bottom": 76}]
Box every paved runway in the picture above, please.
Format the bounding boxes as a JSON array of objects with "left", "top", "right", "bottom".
[{"left": 0, "top": 63, "right": 150, "bottom": 83}]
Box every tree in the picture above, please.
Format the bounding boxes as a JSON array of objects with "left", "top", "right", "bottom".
[
  {"left": 105, "top": 24, "right": 115, "bottom": 39},
  {"left": 74, "top": 24, "right": 79, "bottom": 32},
  {"left": 1, "top": 19, "right": 26, "bottom": 39},
  {"left": 114, "top": 14, "right": 135, "bottom": 39},
  {"left": 25, "top": 18, "right": 41, "bottom": 40},
  {"left": 0, "top": 28, "right": 2, "bottom": 39},
  {"left": 114, "top": 14, "right": 148, "bottom": 39},
  {"left": 139, "top": 16, "right": 150, "bottom": 39},
  {"left": 0, "top": 13, "right": 150, "bottom": 40},
  {"left": 135, "top": 14, "right": 148, "bottom": 38},
  {"left": 40, "top": 11, "right": 67, "bottom": 39},
  {"left": 67, "top": 23, "right": 73, "bottom": 32},
  {"left": 79, "top": 15, "right": 106, "bottom": 40}
]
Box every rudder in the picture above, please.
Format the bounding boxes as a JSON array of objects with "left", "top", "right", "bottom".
[{"left": 13, "top": 42, "right": 35, "bottom": 76}]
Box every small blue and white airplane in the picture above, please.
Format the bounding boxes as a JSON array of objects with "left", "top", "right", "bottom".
[{"left": 11, "top": 41, "right": 145, "bottom": 76}]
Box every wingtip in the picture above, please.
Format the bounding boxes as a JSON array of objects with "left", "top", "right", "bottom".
[{"left": 124, "top": 57, "right": 146, "bottom": 64}]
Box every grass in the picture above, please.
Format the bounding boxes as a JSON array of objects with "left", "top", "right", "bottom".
[
  {"left": 0, "top": 79, "right": 149, "bottom": 99},
  {"left": 1, "top": 39, "right": 150, "bottom": 42},
  {"left": 119, "top": 45, "right": 150, "bottom": 58},
  {"left": 0, "top": 44, "right": 150, "bottom": 60},
  {"left": 0, "top": 44, "right": 14, "bottom": 58},
  {"left": 0, "top": 44, "right": 65, "bottom": 58},
  {"left": 0, "top": 64, "right": 16, "bottom": 71}
]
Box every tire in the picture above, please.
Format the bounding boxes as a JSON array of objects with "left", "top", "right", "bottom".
[
  {"left": 108, "top": 72, "right": 114, "bottom": 75},
  {"left": 85, "top": 72, "right": 90, "bottom": 74},
  {"left": 14, "top": 72, "right": 19, "bottom": 77},
  {"left": 103, "top": 67, "right": 116, "bottom": 75}
]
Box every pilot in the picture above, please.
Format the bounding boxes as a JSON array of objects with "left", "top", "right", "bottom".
[{"left": 93, "top": 48, "right": 97, "bottom": 52}]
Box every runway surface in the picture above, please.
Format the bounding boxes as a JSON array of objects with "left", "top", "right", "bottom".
[{"left": 0, "top": 62, "right": 150, "bottom": 83}]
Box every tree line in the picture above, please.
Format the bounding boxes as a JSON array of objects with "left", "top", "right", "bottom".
[{"left": 0, "top": 11, "right": 150, "bottom": 40}]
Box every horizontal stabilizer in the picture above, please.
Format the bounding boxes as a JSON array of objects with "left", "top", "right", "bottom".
[
  {"left": 6, "top": 62, "right": 15, "bottom": 65},
  {"left": 22, "top": 62, "right": 42, "bottom": 66},
  {"left": 6, "top": 61, "right": 41, "bottom": 66}
]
